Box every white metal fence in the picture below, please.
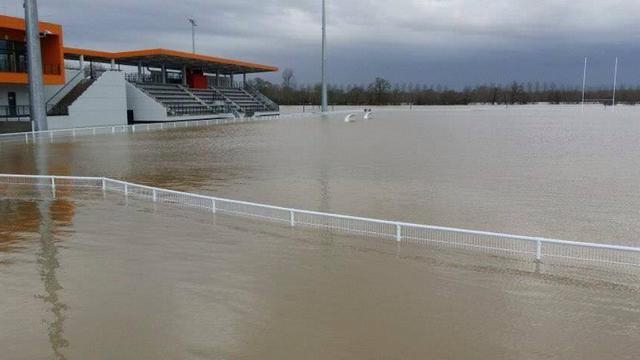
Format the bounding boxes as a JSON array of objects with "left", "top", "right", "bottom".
[
  {"left": 1, "top": 173, "right": 639, "bottom": 268},
  {"left": 0, "top": 110, "right": 344, "bottom": 144},
  {"left": 0, "top": 116, "right": 272, "bottom": 143}
]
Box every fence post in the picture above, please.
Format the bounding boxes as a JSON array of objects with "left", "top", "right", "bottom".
[
  {"left": 152, "top": 189, "right": 157, "bottom": 202},
  {"left": 25, "top": 133, "right": 28, "bottom": 144},
  {"left": 51, "top": 177, "right": 56, "bottom": 196},
  {"left": 160, "top": 123, "right": 163, "bottom": 130},
  {"left": 101, "top": 178, "right": 106, "bottom": 191},
  {"left": 211, "top": 198, "right": 216, "bottom": 214},
  {"left": 124, "top": 183, "right": 128, "bottom": 199},
  {"left": 396, "top": 223, "right": 402, "bottom": 242},
  {"left": 72, "top": 129, "right": 76, "bottom": 138},
  {"left": 290, "top": 210, "right": 295, "bottom": 227},
  {"left": 535, "top": 240, "right": 542, "bottom": 262}
]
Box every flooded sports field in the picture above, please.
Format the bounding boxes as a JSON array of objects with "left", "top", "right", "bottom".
[{"left": 1, "top": 106, "right": 640, "bottom": 359}]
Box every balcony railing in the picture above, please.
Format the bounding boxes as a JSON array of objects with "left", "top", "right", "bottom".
[
  {"left": 0, "top": 62, "right": 61, "bottom": 75},
  {"left": 0, "top": 105, "right": 30, "bottom": 120}
]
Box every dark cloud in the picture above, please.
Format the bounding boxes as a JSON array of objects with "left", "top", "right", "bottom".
[{"left": 6, "top": 0, "right": 638, "bottom": 87}]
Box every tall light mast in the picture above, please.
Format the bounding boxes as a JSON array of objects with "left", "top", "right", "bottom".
[
  {"left": 321, "top": 0, "right": 328, "bottom": 112},
  {"left": 612, "top": 57, "right": 618, "bottom": 108},
  {"left": 188, "top": 18, "right": 197, "bottom": 54},
  {"left": 24, "top": 0, "right": 47, "bottom": 131},
  {"left": 581, "top": 57, "right": 587, "bottom": 112}
]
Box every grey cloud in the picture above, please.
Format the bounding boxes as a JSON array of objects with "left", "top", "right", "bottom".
[{"left": 7, "top": 0, "right": 637, "bottom": 87}]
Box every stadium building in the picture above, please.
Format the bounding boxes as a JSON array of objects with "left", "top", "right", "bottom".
[{"left": 0, "top": 14, "right": 279, "bottom": 130}]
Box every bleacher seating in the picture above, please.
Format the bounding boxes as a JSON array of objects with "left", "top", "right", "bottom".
[
  {"left": 189, "top": 88, "right": 229, "bottom": 113},
  {"left": 212, "top": 86, "right": 276, "bottom": 114},
  {"left": 129, "top": 80, "right": 278, "bottom": 117},
  {"left": 135, "top": 83, "right": 212, "bottom": 116}
]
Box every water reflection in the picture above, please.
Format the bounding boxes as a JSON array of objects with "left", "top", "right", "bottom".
[
  {"left": 36, "top": 198, "right": 69, "bottom": 360},
  {"left": 2, "top": 108, "right": 640, "bottom": 359},
  {"left": 34, "top": 141, "right": 74, "bottom": 359}
]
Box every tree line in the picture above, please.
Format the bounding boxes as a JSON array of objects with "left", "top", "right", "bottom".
[{"left": 249, "top": 69, "right": 640, "bottom": 106}]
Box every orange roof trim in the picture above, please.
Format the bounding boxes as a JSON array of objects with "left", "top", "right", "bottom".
[
  {"left": 0, "top": 13, "right": 62, "bottom": 34},
  {"left": 63, "top": 47, "right": 278, "bottom": 72}
]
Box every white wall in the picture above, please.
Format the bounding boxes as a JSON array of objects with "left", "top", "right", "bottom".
[
  {"left": 1, "top": 69, "right": 81, "bottom": 109},
  {"left": 125, "top": 82, "right": 168, "bottom": 122},
  {"left": 0, "top": 85, "right": 29, "bottom": 107},
  {"left": 48, "top": 71, "right": 128, "bottom": 129}
]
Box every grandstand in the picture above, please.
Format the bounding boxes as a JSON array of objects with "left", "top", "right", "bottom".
[{"left": 0, "top": 14, "right": 279, "bottom": 131}]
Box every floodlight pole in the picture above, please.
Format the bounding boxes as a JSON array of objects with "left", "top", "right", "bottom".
[
  {"left": 320, "top": 0, "right": 328, "bottom": 112},
  {"left": 612, "top": 57, "right": 618, "bottom": 108},
  {"left": 581, "top": 57, "right": 587, "bottom": 112},
  {"left": 188, "top": 18, "right": 197, "bottom": 54},
  {"left": 24, "top": 0, "right": 47, "bottom": 131}
]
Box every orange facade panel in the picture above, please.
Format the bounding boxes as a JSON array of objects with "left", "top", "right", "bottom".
[{"left": 0, "top": 14, "right": 65, "bottom": 85}]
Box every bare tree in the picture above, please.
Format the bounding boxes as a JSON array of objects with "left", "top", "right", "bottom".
[
  {"left": 282, "top": 68, "right": 295, "bottom": 89},
  {"left": 368, "top": 77, "right": 391, "bottom": 105}
]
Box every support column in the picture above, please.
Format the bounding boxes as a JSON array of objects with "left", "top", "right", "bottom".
[
  {"left": 215, "top": 70, "right": 219, "bottom": 87},
  {"left": 161, "top": 64, "right": 166, "bottom": 84},
  {"left": 24, "top": 0, "right": 47, "bottom": 131},
  {"left": 230, "top": 74, "right": 234, "bottom": 87},
  {"left": 182, "top": 65, "right": 187, "bottom": 86},
  {"left": 243, "top": 73, "right": 246, "bottom": 87},
  {"left": 79, "top": 54, "right": 85, "bottom": 70},
  {"left": 137, "top": 61, "right": 142, "bottom": 82},
  {"left": 110, "top": 58, "right": 115, "bottom": 70}
]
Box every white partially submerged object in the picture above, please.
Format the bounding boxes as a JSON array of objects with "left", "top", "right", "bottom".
[
  {"left": 344, "top": 113, "right": 356, "bottom": 123},
  {"left": 364, "top": 110, "right": 373, "bottom": 120}
]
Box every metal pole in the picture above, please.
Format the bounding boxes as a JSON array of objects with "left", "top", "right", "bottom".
[
  {"left": 320, "top": 0, "right": 328, "bottom": 112},
  {"left": 612, "top": 57, "right": 618, "bottom": 108},
  {"left": 24, "top": 0, "right": 47, "bottom": 131},
  {"left": 188, "top": 18, "right": 197, "bottom": 54},
  {"left": 581, "top": 57, "right": 587, "bottom": 112}
]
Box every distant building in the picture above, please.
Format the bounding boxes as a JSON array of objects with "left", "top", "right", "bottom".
[{"left": 0, "top": 14, "right": 279, "bottom": 130}]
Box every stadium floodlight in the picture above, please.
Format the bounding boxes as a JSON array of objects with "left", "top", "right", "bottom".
[
  {"left": 612, "top": 57, "right": 618, "bottom": 108},
  {"left": 321, "top": 0, "right": 328, "bottom": 112},
  {"left": 188, "top": 18, "right": 197, "bottom": 54},
  {"left": 581, "top": 57, "right": 587, "bottom": 112},
  {"left": 24, "top": 0, "right": 47, "bottom": 131}
]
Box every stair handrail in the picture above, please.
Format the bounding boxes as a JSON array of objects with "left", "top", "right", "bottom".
[
  {"left": 179, "top": 85, "right": 218, "bottom": 114},
  {"left": 47, "top": 70, "right": 108, "bottom": 116},
  {"left": 210, "top": 86, "right": 243, "bottom": 114},
  {"left": 45, "top": 69, "right": 86, "bottom": 109},
  {"left": 244, "top": 84, "right": 279, "bottom": 111}
]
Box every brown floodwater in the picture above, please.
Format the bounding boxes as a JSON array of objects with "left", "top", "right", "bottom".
[{"left": 1, "top": 106, "right": 640, "bottom": 359}]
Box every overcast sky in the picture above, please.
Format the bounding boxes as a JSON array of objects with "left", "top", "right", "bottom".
[{"left": 5, "top": 0, "right": 639, "bottom": 88}]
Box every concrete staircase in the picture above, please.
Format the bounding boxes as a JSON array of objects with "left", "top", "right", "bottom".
[{"left": 47, "top": 78, "right": 96, "bottom": 116}]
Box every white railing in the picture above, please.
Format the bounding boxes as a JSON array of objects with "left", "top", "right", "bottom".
[
  {"left": 0, "top": 116, "right": 274, "bottom": 144},
  {"left": 1, "top": 173, "right": 639, "bottom": 268},
  {"left": 0, "top": 110, "right": 356, "bottom": 144}
]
